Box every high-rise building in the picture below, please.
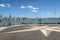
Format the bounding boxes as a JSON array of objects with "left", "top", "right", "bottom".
[{"left": 9, "top": 14, "right": 12, "bottom": 20}]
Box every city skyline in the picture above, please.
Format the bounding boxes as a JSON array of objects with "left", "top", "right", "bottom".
[{"left": 0, "top": 0, "right": 60, "bottom": 18}]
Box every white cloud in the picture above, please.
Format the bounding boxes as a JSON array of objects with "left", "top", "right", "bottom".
[
  {"left": 27, "top": 5, "right": 39, "bottom": 10},
  {"left": 32, "top": 9, "right": 38, "bottom": 13},
  {"left": 0, "top": 4, "right": 11, "bottom": 7},
  {"left": 33, "top": 8, "right": 39, "bottom": 10},
  {"left": 20, "top": 5, "right": 39, "bottom": 13},
  {"left": 27, "top": 5, "right": 39, "bottom": 13},
  {"left": 6, "top": 4, "right": 11, "bottom": 7},
  {"left": 20, "top": 6, "right": 26, "bottom": 9},
  {"left": 27, "top": 5, "right": 34, "bottom": 9},
  {"left": 0, "top": 4, "right": 6, "bottom": 7}
]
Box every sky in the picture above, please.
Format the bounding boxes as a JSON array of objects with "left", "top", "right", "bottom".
[{"left": 0, "top": 0, "right": 60, "bottom": 18}]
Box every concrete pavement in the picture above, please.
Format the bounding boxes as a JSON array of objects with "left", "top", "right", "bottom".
[{"left": 0, "top": 24, "right": 60, "bottom": 40}]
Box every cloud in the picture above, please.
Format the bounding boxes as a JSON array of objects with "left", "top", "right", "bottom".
[
  {"left": 0, "top": 4, "right": 6, "bottom": 7},
  {"left": 0, "top": 4, "right": 11, "bottom": 7},
  {"left": 20, "top": 6, "right": 26, "bottom": 9},
  {"left": 20, "top": 5, "right": 39, "bottom": 13},
  {"left": 27, "top": 5, "right": 34, "bottom": 9},
  {"left": 32, "top": 9, "right": 38, "bottom": 12},
  {"left": 6, "top": 4, "right": 11, "bottom": 7},
  {"left": 27, "top": 5, "right": 39, "bottom": 13},
  {"left": 27, "top": 5, "right": 39, "bottom": 10}
]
